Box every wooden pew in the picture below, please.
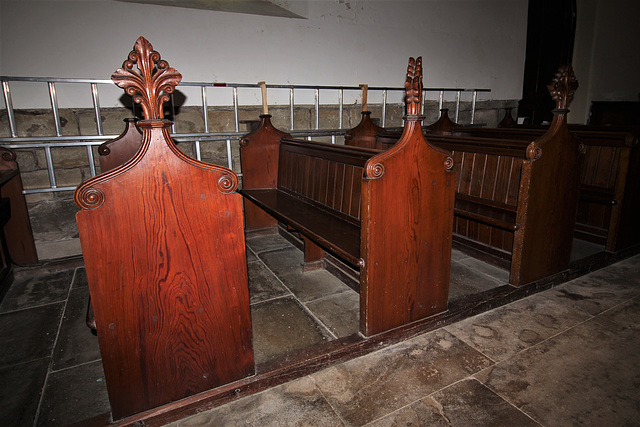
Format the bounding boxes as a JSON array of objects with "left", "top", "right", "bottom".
[
  {"left": 240, "top": 57, "right": 456, "bottom": 336},
  {"left": 0, "top": 146, "right": 38, "bottom": 267},
  {"left": 75, "top": 37, "right": 254, "bottom": 420},
  {"left": 0, "top": 146, "right": 38, "bottom": 296},
  {"left": 455, "top": 112, "right": 640, "bottom": 252},
  {"left": 373, "top": 65, "right": 584, "bottom": 287}
]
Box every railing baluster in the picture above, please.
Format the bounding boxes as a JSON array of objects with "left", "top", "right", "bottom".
[
  {"left": 2, "top": 80, "right": 18, "bottom": 138},
  {"left": 202, "top": 86, "right": 209, "bottom": 133},
  {"left": 91, "top": 83, "right": 103, "bottom": 136},
  {"left": 48, "top": 82, "right": 62, "bottom": 137}
]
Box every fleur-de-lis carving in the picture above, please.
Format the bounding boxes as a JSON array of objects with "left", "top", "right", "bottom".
[
  {"left": 405, "top": 57, "right": 423, "bottom": 115},
  {"left": 547, "top": 64, "right": 578, "bottom": 111},
  {"left": 111, "top": 36, "right": 182, "bottom": 120}
]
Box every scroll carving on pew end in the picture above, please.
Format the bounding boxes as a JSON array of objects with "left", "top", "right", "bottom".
[{"left": 74, "top": 36, "right": 254, "bottom": 420}]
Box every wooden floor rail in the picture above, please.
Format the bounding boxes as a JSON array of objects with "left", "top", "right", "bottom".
[{"left": 240, "top": 57, "right": 456, "bottom": 336}]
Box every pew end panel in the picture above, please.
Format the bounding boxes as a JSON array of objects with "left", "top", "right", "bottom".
[
  {"left": 345, "top": 111, "right": 386, "bottom": 149},
  {"left": 576, "top": 130, "right": 640, "bottom": 251},
  {"left": 510, "top": 65, "right": 583, "bottom": 286},
  {"left": 361, "top": 119, "right": 455, "bottom": 335},
  {"left": 98, "top": 118, "right": 143, "bottom": 172},
  {"left": 75, "top": 37, "right": 254, "bottom": 420},
  {"left": 0, "top": 147, "right": 38, "bottom": 266},
  {"left": 239, "top": 114, "right": 291, "bottom": 232},
  {"left": 510, "top": 118, "right": 583, "bottom": 286},
  {"left": 360, "top": 58, "right": 455, "bottom": 335}
]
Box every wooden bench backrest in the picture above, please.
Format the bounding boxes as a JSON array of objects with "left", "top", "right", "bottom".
[
  {"left": 277, "top": 138, "right": 380, "bottom": 225},
  {"left": 450, "top": 151, "right": 523, "bottom": 207},
  {"left": 454, "top": 125, "right": 637, "bottom": 193}
]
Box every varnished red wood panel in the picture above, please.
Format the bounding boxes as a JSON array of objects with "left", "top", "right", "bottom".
[
  {"left": 345, "top": 111, "right": 385, "bottom": 149},
  {"left": 76, "top": 122, "right": 254, "bottom": 420},
  {"left": 455, "top": 123, "right": 639, "bottom": 253},
  {"left": 239, "top": 115, "right": 291, "bottom": 231},
  {"left": 513, "top": 118, "right": 583, "bottom": 286},
  {"left": 98, "top": 118, "right": 143, "bottom": 172},
  {"left": 361, "top": 118, "right": 454, "bottom": 335}
]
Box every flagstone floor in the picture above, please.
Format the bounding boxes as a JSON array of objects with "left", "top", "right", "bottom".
[{"left": 2, "top": 233, "right": 638, "bottom": 426}]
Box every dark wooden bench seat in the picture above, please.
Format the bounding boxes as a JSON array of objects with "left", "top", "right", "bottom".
[
  {"left": 240, "top": 57, "right": 456, "bottom": 336},
  {"left": 241, "top": 188, "right": 361, "bottom": 264},
  {"left": 242, "top": 136, "right": 380, "bottom": 268}
]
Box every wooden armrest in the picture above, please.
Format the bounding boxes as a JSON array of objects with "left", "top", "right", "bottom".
[
  {"left": 454, "top": 196, "right": 519, "bottom": 231},
  {"left": 579, "top": 186, "right": 617, "bottom": 205},
  {"left": 240, "top": 188, "right": 362, "bottom": 266}
]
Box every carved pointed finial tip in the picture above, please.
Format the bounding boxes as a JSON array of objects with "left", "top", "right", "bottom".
[
  {"left": 111, "top": 37, "right": 182, "bottom": 120},
  {"left": 548, "top": 64, "right": 578, "bottom": 111},
  {"left": 405, "top": 56, "right": 423, "bottom": 115}
]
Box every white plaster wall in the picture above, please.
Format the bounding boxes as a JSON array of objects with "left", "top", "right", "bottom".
[{"left": 0, "top": 0, "right": 528, "bottom": 108}]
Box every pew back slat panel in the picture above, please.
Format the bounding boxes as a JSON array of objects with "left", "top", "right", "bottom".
[{"left": 454, "top": 119, "right": 639, "bottom": 252}]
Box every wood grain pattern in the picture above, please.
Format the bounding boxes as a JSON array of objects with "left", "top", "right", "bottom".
[
  {"left": 75, "top": 37, "right": 254, "bottom": 420},
  {"left": 77, "top": 121, "right": 254, "bottom": 420},
  {"left": 239, "top": 114, "right": 291, "bottom": 231},
  {"left": 361, "top": 115, "right": 454, "bottom": 335},
  {"left": 454, "top": 123, "right": 640, "bottom": 252},
  {"left": 367, "top": 65, "right": 585, "bottom": 287}
]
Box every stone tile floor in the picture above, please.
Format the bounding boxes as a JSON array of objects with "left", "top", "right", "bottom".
[{"left": 2, "top": 233, "right": 638, "bottom": 426}]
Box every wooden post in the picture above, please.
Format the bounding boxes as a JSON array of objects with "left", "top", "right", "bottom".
[
  {"left": 360, "top": 84, "right": 368, "bottom": 112},
  {"left": 259, "top": 81, "right": 268, "bottom": 115}
]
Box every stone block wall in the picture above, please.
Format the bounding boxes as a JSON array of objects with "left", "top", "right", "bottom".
[{"left": 0, "top": 99, "right": 517, "bottom": 260}]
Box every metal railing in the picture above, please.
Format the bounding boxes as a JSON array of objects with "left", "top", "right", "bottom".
[{"left": 1, "top": 76, "right": 490, "bottom": 194}]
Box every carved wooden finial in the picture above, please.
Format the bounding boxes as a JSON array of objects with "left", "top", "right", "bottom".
[
  {"left": 404, "top": 57, "right": 423, "bottom": 116},
  {"left": 111, "top": 36, "right": 182, "bottom": 120},
  {"left": 547, "top": 64, "right": 578, "bottom": 111}
]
